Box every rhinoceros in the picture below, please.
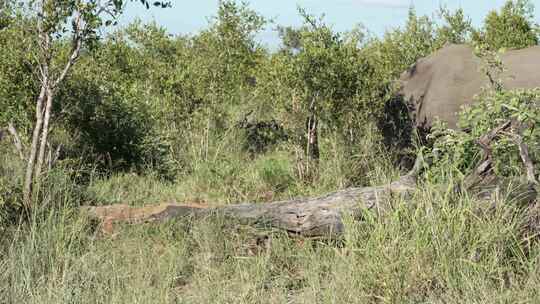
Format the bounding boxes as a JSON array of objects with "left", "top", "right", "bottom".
[{"left": 398, "top": 44, "right": 540, "bottom": 130}]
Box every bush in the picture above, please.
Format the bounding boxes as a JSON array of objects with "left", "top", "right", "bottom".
[
  {"left": 237, "top": 117, "right": 288, "bottom": 155},
  {"left": 0, "top": 143, "right": 90, "bottom": 227},
  {"left": 0, "top": 147, "right": 24, "bottom": 226},
  {"left": 256, "top": 155, "right": 294, "bottom": 193},
  {"left": 52, "top": 35, "right": 176, "bottom": 179},
  {"left": 425, "top": 88, "right": 540, "bottom": 183},
  {"left": 0, "top": 15, "right": 38, "bottom": 132},
  {"left": 474, "top": 0, "right": 539, "bottom": 50}
]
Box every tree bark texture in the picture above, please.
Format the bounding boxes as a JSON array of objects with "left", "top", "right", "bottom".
[
  {"left": 23, "top": 84, "right": 47, "bottom": 204},
  {"left": 83, "top": 174, "right": 418, "bottom": 237},
  {"left": 34, "top": 87, "right": 54, "bottom": 186},
  {"left": 306, "top": 112, "right": 319, "bottom": 161}
]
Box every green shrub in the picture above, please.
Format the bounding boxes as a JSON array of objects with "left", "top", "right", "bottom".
[
  {"left": 0, "top": 14, "right": 38, "bottom": 132},
  {"left": 237, "top": 118, "right": 288, "bottom": 155},
  {"left": 0, "top": 144, "right": 89, "bottom": 227},
  {"left": 425, "top": 88, "right": 540, "bottom": 183},
  {"left": 255, "top": 155, "right": 294, "bottom": 193},
  {"left": 0, "top": 139, "right": 28, "bottom": 225},
  {"left": 474, "top": 0, "right": 539, "bottom": 51}
]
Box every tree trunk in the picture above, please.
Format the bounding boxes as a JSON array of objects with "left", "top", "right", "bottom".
[
  {"left": 22, "top": 8, "right": 82, "bottom": 205},
  {"left": 83, "top": 160, "right": 536, "bottom": 238},
  {"left": 34, "top": 87, "right": 54, "bottom": 188},
  {"left": 304, "top": 96, "right": 319, "bottom": 179},
  {"left": 24, "top": 10, "right": 51, "bottom": 205},
  {"left": 306, "top": 112, "right": 319, "bottom": 161},
  {"left": 23, "top": 84, "right": 47, "bottom": 204}
]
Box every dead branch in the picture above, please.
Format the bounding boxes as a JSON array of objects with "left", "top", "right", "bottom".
[
  {"left": 511, "top": 121, "right": 537, "bottom": 185},
  {"left": 45, "top": 141, "right": 62, "bottom": 171},
  {"left": 516, "top": 137, "right": 537, "bottom": 185},
  {"left": 463, "top": 120, "right": 513, "bottom": 192},
  {"left": 82, "top": 174, "right": 417, "bottom": 237},
  {"left": 7, "top": 122, "right": 25, "bottom": 161}
]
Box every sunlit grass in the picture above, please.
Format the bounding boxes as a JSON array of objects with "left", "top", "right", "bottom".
[{"left": 2, "top": 172, "right": 540, "bottom": 303}]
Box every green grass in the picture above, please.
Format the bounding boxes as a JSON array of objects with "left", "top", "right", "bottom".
[
  {"left": 85, "top": 129, "right": 399, "bottom": 208},
  {"left": 1, "top": 133, "right": 539, "bottom": 303},
  {"left": 2, "top": 177, "right": 540, "bottom": 303}
]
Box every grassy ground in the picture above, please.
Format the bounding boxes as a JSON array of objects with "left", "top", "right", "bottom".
[
  {"left": 2, "top": 184, "right": 540, "bottom": 303},
  {"left": 2, "top": 139, "right": 540, "bottom": 303}
]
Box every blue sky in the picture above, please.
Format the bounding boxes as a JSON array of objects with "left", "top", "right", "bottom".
[{"left": 120, "top": 0, "right": 540, "bottom": 48}]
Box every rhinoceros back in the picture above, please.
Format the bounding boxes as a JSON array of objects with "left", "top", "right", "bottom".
[{"left": 399, "top": 44, "right": 540, "bottom": 130}]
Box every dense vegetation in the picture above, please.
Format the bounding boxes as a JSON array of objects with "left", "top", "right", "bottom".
[{"left": 0, "top": 0, "right": 539, "bottom": 302}]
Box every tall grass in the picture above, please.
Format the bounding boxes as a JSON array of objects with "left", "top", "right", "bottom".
[
  {"left": 2, "top": 173, "right": 540, "bottom": 303},
  {"left": 86, "top": 121, "right": 397, "bottom": 207},
  {"left": 2, "top": 124, "right": 539, "bottom": 303}
]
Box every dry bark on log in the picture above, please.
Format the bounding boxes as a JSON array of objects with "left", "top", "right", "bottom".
[
  {"left": 82, "top": 122, "right": 537, "bottom": 237},
  {"left": 83, "top": 174, "right": 418, "bottom": 237}
]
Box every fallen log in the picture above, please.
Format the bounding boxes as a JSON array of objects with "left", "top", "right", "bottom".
[
  {"left": 83, "top": 121, "right": 537, "bottom": 237},
  {"left": 83, "top": 173, "right": 418, "bottom": 237}
]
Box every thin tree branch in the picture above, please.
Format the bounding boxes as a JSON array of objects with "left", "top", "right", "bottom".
[
  {"left": 476, "top": 120, "right": 512, "bottom": 148},
  {"left": 463, "top": 120, "right": 513, "bottom": 192},
  {"left": 7, "top": 122, "right": 25, "bottom": 161},
  {"left": 52, "top": 11, "right": 83, "bottom": 89},
  {"left": 52, "top": 143, "right": 62, "bottom": 167}
]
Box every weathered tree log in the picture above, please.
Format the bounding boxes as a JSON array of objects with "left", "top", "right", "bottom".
[
  {"left": 82, "top": 121, "right": 537, "bottom": 237},
  {"left": 83, "top": 173, "right": 418, "bottom": 237}
]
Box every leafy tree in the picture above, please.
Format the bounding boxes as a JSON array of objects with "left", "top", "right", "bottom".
[
  {"left": 425, "top": 89, "right": 539, "bottom": 185},
  {"left": 265, "top": 9, "right": 369, "bottom": 176},
  {"left": 168, "top": 0, "right": 266, "bottom": 162},
  {"left": 0, "top": 14, "right": 37, "bottom": 132},
  {"left": 369, "top": 8, "right": 438, "bottom": 74},
  {"left": 277, "top": 25, "right": 303, "bottom": 51},
  {"left": 436, "top": 7, "right": 473, "bottom": 45},
  {"left": 474, "top": 0, "right": 539, "bottom": 50},
  {"left": 0, "top": 0, "right": 11, "bottom": 30},
  {"left": 15, "top": 0, "right": 169, "bottom": 204},
  {"left": 53, "top": 29, "right": 174, "bottom": 177},
  {"left": 190, "top": 0, "right": 266, "bottom": 110}
]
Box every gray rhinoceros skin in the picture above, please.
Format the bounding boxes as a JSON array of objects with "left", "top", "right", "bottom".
[{"left": 399, "top": 44, "right": 540, "bottom": 130}]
